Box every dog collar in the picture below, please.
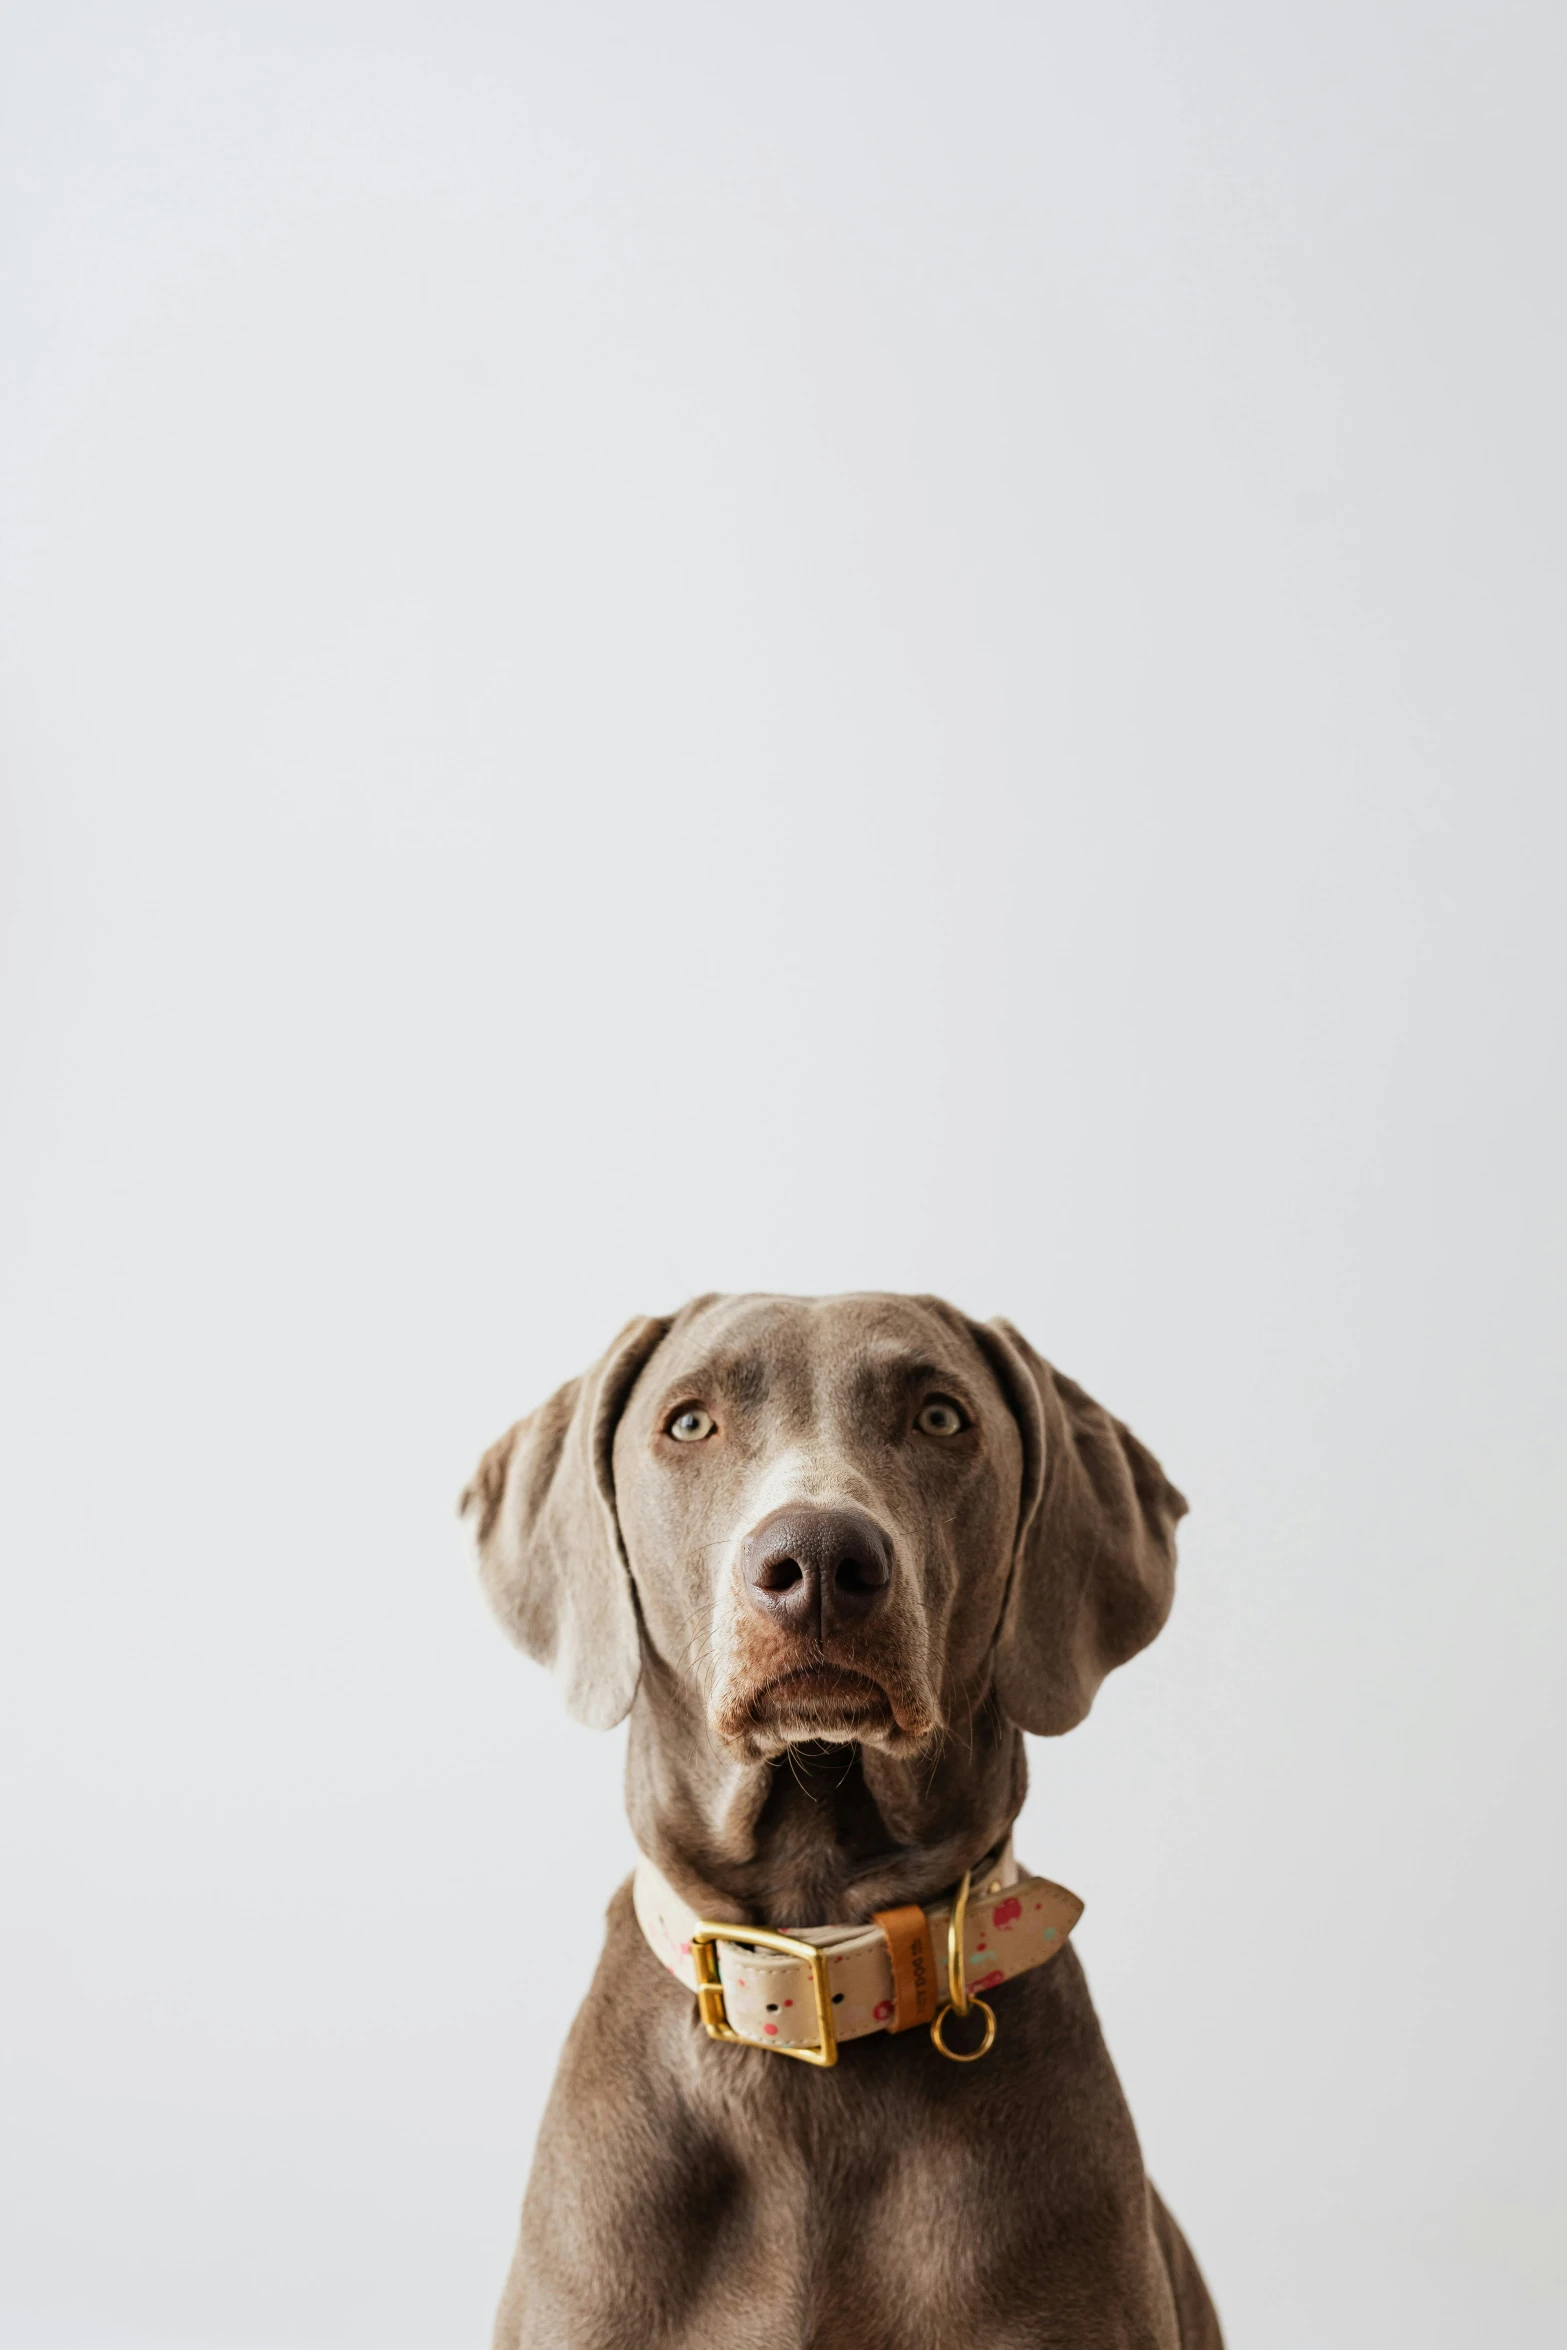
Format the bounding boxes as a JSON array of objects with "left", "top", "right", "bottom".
[{"left": 633, "top": 1840, "right": 1083, "bottom": 2069}]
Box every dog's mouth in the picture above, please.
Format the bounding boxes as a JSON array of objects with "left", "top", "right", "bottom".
[{"left": 740, "top": 1664, "right": 899, "bottom": 1741}]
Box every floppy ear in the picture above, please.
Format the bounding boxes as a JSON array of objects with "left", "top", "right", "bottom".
[
  {"left": 973, "top": 1319, "right": 1187, "bottom": 1735},
  {"left": 459, "top": 1315, "right": 672, "bottom": 1730}
]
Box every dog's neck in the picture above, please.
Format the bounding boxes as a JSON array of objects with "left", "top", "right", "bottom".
[{"left": 625, "top": 1657, "right": 1027, "bottom": 1927}]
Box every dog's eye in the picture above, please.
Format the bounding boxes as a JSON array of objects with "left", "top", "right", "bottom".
[
  {"left": 916, "top": 1398, "right": 967, "bottom": 1438},
  {"left": 667, "top": 1407, "right": 715, "bottom": 1442}
]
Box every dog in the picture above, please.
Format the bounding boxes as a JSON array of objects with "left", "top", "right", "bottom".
[{"left": 463, "top": 1292, "right": 1222, "bottom": 2347}]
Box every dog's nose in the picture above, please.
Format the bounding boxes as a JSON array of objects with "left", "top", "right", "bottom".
[{"left": 740, "top": 1505, "right": 894, "bottom": 1636}]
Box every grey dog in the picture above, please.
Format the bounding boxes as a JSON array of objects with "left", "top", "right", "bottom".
[{"left": 464, "top": 1291, "right": 1222, "bottom": 2348}]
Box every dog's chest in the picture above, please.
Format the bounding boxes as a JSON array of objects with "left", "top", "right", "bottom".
[{"left": 522, "top": 1932, "right": 1177, "bottom": 2349}]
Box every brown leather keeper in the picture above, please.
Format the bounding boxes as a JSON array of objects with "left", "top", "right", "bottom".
[{"left": 872, "top": 1902, "right": 939, "bottom": 2032}]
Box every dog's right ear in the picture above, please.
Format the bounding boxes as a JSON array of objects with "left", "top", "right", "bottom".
[{"left": 459, "top": 1316, "right": 672, "bottom": 1730}]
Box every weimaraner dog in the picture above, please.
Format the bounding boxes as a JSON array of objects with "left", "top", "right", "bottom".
[{"left": 464, "top": 1292, "right": 1222, "bottom": 2348}]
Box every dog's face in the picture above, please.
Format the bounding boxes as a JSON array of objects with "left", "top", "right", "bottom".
[
  {"left": 463, "top": 1292, "right": 1185, "bottom": 1749},
  {"left": 611, "top": 1294, "right": 1024, "bottom": 1759}
]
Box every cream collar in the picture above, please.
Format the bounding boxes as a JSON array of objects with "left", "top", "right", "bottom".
[{"left": 633, "top": 1839, "right": 1083, "bottom": 2068}]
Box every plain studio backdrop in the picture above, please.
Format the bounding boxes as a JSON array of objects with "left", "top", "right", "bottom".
[{"left": 2, "top": 3, "right": 1564, "bottom": 2345}]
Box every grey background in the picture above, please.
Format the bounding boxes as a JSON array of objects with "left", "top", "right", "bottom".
[{"left": 2, "top": 4, "right": 1563, "bottom": 2344}]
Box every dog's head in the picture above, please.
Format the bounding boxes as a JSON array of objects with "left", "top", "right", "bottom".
[{"left": 462, "top": 1292, "right": 1185, "bottom": 1755}]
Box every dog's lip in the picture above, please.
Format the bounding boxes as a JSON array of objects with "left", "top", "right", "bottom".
[
  {"left": 717, "top": 1663, "right": 937, "bottom": 1751},
  {"left": 749, "top": 1664, "right": 891, "bottom": 1714}
]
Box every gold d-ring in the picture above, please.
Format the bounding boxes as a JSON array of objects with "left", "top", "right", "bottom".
[
  {"left": 929, "top": 1866, "right": 998, "bottom": 2063},
  {"left": 930, "top": 1994, "right": 997, "bottom": 2062}
]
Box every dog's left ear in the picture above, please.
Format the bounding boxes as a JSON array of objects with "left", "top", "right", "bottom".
[
  {"left": 969, "top": 1319, "right": 1187, "bottom": 1735},
  {"left": 459, "top": 1315, "right": 672, "bottom": 1730}
]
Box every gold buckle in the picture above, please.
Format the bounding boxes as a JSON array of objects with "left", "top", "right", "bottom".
[{"left": 689, "top": 1922, "right": 839, "bottom": 2068}]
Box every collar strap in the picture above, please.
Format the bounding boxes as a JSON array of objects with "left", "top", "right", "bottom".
[{"left": 633, "top": 1842, "right": 1083, "bottom": 2068}]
